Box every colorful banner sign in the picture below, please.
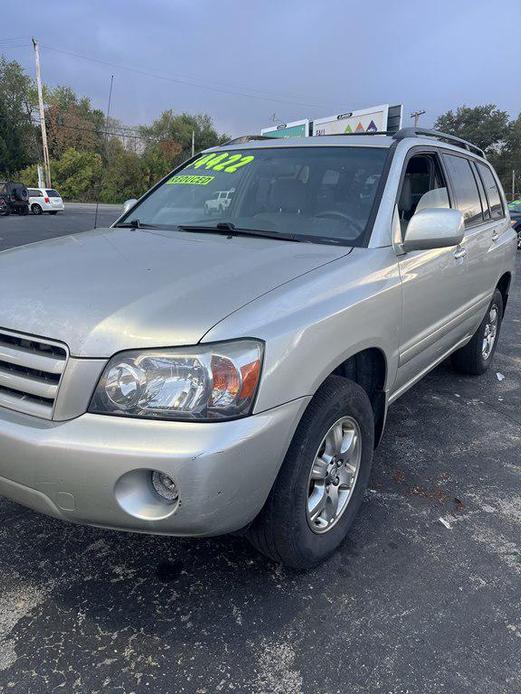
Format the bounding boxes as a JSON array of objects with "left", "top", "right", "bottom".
[
  {"left": 261, "top": 119, "right": 309, "bottom": 138},
  {"left": 312, "top": 105, "right": 390, "bottom": 136}
]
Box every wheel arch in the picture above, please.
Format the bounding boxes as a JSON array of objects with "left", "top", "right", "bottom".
[
  {"left": 496, "top": 272, "right": 511, "bottom": 314},
  {"left": 329, "top": 347, "right": 388, "bottom": 447}
]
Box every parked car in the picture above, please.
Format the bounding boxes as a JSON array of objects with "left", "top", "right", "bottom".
[
  {"left": 204, "top": 189, "right": 234, "bottom": 214},
  {"left": 0, "top": 197, "right": 7, "bottom": 216},
  {"left": 0, "top": 181, "right": 29, "bottom": 215},
  {"left": 28, "top": 187, "right": 64, "bottom": 215},
  {"left": 0, "top": 129, "right": 516, "bottom": 568}
]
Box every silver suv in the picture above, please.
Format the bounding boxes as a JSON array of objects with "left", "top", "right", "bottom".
[{"left": 0, "top": 129, "right": 516, "bottom": 568}]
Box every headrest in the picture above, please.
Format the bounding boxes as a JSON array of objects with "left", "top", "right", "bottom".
[
  {"left": 399, "top": 176, "right": 413, "bottom": 213},
  {"left": 270, "top": 178, "right": 307, "bottom": 213}
]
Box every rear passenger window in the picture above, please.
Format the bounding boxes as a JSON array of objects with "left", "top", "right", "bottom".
[
  {"left": 471, "top": 163, "right": 490, "bottom": 221},
  {"left": 476, "top": 163, "right": 504, "bottom": 220},
  {"left": 442, "top": 154, "right": 483, "bottom": 228}
]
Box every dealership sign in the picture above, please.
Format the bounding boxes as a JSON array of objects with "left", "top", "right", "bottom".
[
  {"left": 261, "top": 119, "right": 309, "bottom": 138},
  {"left": 261, "top": 105, "right": 403, "bottom": 139},
  {"left": 312, "top": 105, "right": 391, "bottom": 136}
]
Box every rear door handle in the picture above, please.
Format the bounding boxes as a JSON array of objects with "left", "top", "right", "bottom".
[
  {"left": 492, "top": 229, "right": 499, "bottom": 242},
  {"left": 453, "top": 246, "right": 466, "bottom": 259}
]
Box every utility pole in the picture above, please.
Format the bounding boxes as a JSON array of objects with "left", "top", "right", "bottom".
[
  {"left": 512, "top": 169, "right": 516, "bottom": 200},
  {"left": 192, "top": 129, "right": 195, "bottom": 157},
  {"left": 32, "top": 38, "right": 51, "bottom": 188},
  {"left": 94, "top": 75, "right": 114, "bottom": 229},
  {"left": 410, "top": 110, "right": 426, "bottom": 127}
]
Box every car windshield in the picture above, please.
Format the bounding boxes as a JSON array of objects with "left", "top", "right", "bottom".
[
  {"left": 118, "top": 146, "right": 389, "bottom": 245},
  {"left": 508, "top": 200, "right": 521, "bottom": 211}
]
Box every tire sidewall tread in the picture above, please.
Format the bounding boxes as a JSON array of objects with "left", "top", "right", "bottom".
[{"left": 249, "top": 376, "right": 374, "bottom": 569}]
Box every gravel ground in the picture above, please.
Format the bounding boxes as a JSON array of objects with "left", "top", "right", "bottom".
[{"left": 0, "top": 210, "right": 519, "bottom": 693}]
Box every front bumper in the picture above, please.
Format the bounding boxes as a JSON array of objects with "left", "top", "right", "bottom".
[{"left": 0, "top": 398, "right": 309, "bottom": 536}]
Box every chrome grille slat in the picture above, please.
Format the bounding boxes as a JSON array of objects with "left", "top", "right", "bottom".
[
  {"left": 0, "top": 388, "right": 53, "bottom": 419},
  {"left": 0, "top": 343, "right": 65, "bottom": 374},
  {"left": 0, "top": 366, "right": 59, "bottom": 400},
  {"left": 0, "top": 329, "right": 68, "bottom": 419}
]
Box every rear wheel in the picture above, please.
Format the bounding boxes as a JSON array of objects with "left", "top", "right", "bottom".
[
  {"left": 248, "top": 376, "right": 374, "bottom": 569},
  {"left": 451, "top": 289, "right": 503, "bottom": 375},
  {"left": 31, "top": 203, "right": 42, "bottom": 215}
]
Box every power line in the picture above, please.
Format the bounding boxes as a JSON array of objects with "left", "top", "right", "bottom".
[
  {"left": 39, "top": 44, "right": 331, "bottom": 110},
  {"left": 31, "top": 116, "right": 175, "bottom": 143}
]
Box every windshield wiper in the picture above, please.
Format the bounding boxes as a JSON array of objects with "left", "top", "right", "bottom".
[{"left": 176, "top": 222, "right": 301, "bottom": 242}]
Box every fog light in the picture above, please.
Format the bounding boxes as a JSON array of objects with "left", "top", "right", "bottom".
[{"left": 151, "top": 471, "right": 179, "bottom": 502}]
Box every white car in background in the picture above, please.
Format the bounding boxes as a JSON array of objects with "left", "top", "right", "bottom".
[
  {"left": 28, "top": 188, "right": 65, "bottom": 215},
  {"left": 204, "top": 189, "right": 234, "bottom": 214}
]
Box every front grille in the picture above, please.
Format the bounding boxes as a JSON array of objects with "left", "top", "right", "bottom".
[{"left": 0, "top": 329, "right": 68, "bottom": 419}]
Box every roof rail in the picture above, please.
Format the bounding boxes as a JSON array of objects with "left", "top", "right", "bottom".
[
  {"left": 393, "top": 128, "right": 485, "bottom": 158},
  {"left": 225, "top": 134, "right": 277, "bottom": 145}
]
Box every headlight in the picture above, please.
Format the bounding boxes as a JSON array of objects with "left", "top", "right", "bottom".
[{"left": 89, "top": 340, "right": 263, "bottom": 421}]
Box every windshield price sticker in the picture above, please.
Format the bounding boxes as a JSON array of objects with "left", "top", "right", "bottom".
[
  {"left": 167, "top": 174, "right": 215, "bottom": 185},
  {"left": 190, "top": 152, "right": 255, "bottom": 173}
]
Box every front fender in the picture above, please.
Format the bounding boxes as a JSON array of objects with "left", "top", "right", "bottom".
[{"left": 202, "top": 247, "right": 402, "bottom": 413}]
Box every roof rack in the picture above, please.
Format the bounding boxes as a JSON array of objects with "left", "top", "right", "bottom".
[
  {"left": 225, "top": 134, "right": 277, "bottom": 145},
  {"left": 316, "top": 131, "right": 392, "bottom": 137},
  {"left": 392, "top": 128, "right": 485, "bottom": 158}
]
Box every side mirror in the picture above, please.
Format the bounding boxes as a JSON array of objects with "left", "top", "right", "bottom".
[
  {"left": 402, "top": 208, "right": 464, "bottom": 252},
  {"left": 122, "top": 198, "right": 138, "bottom": 215}
]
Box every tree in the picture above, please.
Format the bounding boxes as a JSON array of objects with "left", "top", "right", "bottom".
[
  {"left": 98, "top": 139, "right": 146, "bottom": 203},
  {"left": 490, "top": 113, "right": 521, "bottom": 199},
  {"left": 434, "top": 105, "right": 510, "bottom": 154},
  {"left": 0, "top": 56, "right": 38, "bottom": 175},
  {"left": 139, "top": 110, "right": 228, "bottom": 174},
  {"left": 45, "top": 85, "right": 105, "bottom": 159},
  {"left": 52, "top": 148, "right": 102, "bottom": 200}
]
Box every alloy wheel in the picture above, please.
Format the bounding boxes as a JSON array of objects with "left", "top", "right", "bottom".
[
  {"left": 306, "top": 416, "right": 362, "bottom": 534},
  {"left": 482, "top": 304, "right": 499, "bottom": 360}
]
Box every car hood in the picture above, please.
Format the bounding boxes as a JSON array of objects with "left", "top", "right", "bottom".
[{"left": 0, "top": 227, "right": 350, "bottom": 357}]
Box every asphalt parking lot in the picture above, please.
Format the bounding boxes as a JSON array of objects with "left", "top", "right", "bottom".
[
  {"left": 0, "top": 208, "right": 519, "bottom": 693},
  {"left": 0, "top": 204, "right": 120, "bottom": 252}
]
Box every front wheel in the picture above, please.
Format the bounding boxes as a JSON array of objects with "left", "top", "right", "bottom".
[
  {"left": 31, "top": 204, "right": 42, "bottom": 215},
  {"left": 248, "top": 376, "right": 374, "bottom": 569},
  {"left": 451, "top": 289, "right": 503, "bottom": 375}
]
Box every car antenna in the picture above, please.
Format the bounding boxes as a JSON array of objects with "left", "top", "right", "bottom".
[{"left": 94, "top": 74, "right": 114, "bottom": 229}]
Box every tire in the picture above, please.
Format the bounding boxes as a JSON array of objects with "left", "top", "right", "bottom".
[
  {"left": 248, "top": 376, "right": 374, "bottom": 569},
  {"left": 20, "top": 205, "right": 29, "bottom": 216},
  {"left": 451, "top": 289, "right": 503, "bottom": 375},
  {"left": 12, "top": 184, "right": 28, "bottom": 202},
  {"left": 31, "top": 204, "right": 43, "bottom": 215}
]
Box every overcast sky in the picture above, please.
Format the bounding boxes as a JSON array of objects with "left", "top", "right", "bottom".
[{"left": 2, "top": 0, "right": 520, "bottom": 137}]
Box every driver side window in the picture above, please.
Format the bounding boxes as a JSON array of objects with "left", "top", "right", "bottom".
[{"left": 398, "top": 154, "right": 449, "bottom": 236}]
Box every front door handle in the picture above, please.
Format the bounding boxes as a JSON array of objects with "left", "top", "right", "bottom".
[
  {"left": 453, "top": 246, "right": 467, "bottom": 259},
  {"left": 492, "top": 229, "right": 499, "bottom": 242}
]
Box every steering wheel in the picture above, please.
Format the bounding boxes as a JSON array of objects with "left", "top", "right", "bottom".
[
  {"left": 315, "top": 210, "right": 351, "bottom": 221},
  {"left": 315, "top": 209, "right": 364, "bottom": 232}
]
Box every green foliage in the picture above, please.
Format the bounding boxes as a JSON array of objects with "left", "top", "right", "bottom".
[
  {"left": 98, "top": 139, "right": 146, "bottom": 203},
  {"left": 0, "top": 56, "right": 38, "bottom": 175},
  {"left": 52, "top": 148, "right": 103, "bottom": 200},
  {"left": 434, "top": 105, "right": 510, "bottom": 154},
  {"left": 17, "top": 162, "right": 40, "bottom": 187},
  {"left": 140, "top": 110, "right": 228, "bottom": 169},
  {"left": 45, "top": 85, "right": 105, "bottom": 159},
  {"left": 434, "top": 104, "right": 520, "bottom": 197}
]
